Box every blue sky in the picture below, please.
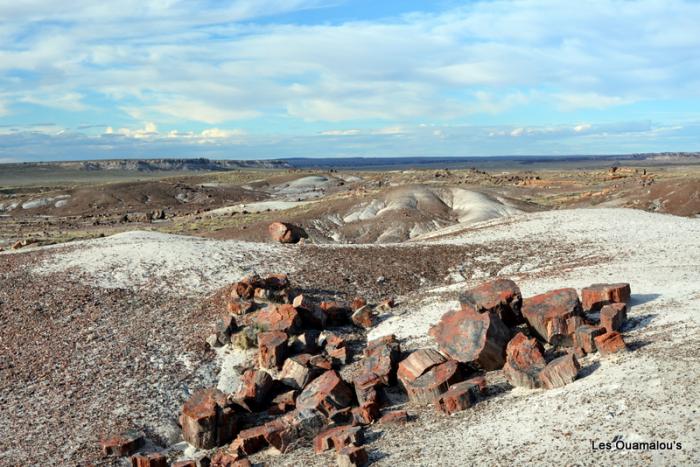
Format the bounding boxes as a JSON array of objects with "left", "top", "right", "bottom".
[{"left": 1, "top": 0, "right": 699, "bottom": 161}]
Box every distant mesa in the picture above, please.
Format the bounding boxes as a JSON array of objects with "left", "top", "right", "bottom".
[{"left": 5, "top": 158, "right": 290, "bottom": 172}]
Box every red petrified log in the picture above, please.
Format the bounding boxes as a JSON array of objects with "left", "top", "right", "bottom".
[
  {"left": 180, "top": 388, "right": 237, "bottom": 449},
  {"left": 521, "top": 288, "right": 582, "bottom": 343},
  {"left": 594, "top": 331, "right": 627, "bottom": 356},
  {"left": 296, "top": 370, "right": 354, "bottom": 417},
  {"left": 99, "top": 430, "right": 144, "bottom": 457},
  {"left": 429, "top": 306, "right": 511, "bottom": 370},
  {"left": 397, "top": 348, "right": 446, "bottom": 385},
  {"left": 581, "top": 283, "right": 631, "bottom": 312},
  {"left": 257, "top": 331, "right": 288, "bottom": 369},
  {"left": 539, "top": 353, "right": 580, "bottom": 389},
  {"left": 459, "top": 278, "right": 524, "bottom": 326},
  {"left": 600, "top": 302, "right": 627, "bottom": 333},
  {"left": 403, "top": 359, "right": 462, "bottom": 404},
  {"left": 502, "top": 332, "right": 546, "bottom": 389}
]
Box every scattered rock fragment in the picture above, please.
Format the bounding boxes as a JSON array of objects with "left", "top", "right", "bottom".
[
  {"left": 99, "top": 430, "right": 144, "bottom": 457},
  {"left": 435, "top": 381, "right": 480, "bottom": 415},
  {"left": 131, "top": 452, "right": 168, "bottom": 467},
  {"left": 378, "top": 410, "right": 409, "bottom": 424},
  {"left": 594, "top": 331, "right": 627, "bottom": 356},
  {"left": 280, "top": 354, "right": 321, "bottom": 390},
  {"left": 293, "top": 294, "right": 328, "bottom": 328},
  {"left": 336, "top": 445, "right": 369, "bottom": 467},
  {"left": 254, "top": 304, "right": 302, "bottom": 334},
  {"left": 503, "top": 332, "right": 546, "bottom": 389},
  {"left": 351, "top": 402, "right": 380, "bottom": 426},
  {"left": 180, "top": 388, "right": 237, "bottom": 449},
  {"left": 268, "top": 221, "right": 308, "bottom": 244},
  {"left": 351, "top": 305, "right": 375, "bottom": 329},
  {"left": 459, "top": 278, "right": 524, "bottom": 326},
  {"left": 404, "top": 359, "right": 462, "bottom": 404},
  {"left": 573, "top": 325, "right": 606, "bottom": 354},
  {"left": 296, "top": 370, "right": 354, "bottom": 418},
  {"left": 232, "top": 369, "right": 274, "bottom": 412},
  {"left": 539, "top": 353, "right": 580, "bottom": 389},
  {"left": 216, "top": 315, "right": 238, "bottom": 345},
  {"left": 522, "top": 288, "right": 582, "bottom": 343},
  {"left": 313, "top": 425, "right": 364, "bottom": 453},
  {"left": 600, "top": 303, "right": 627, "bottom": 333},
  {"left": 429, "top": 306, "right": 510, "bottom": 370},
  {"left": 397, "top": 348, "right": 446, "bottom": 385},
  {"left": 581, "top": 283, "right": 631, "bottom": 312},
  {"left": 257, "top": 331, "right": 288, "bottom": 369}
]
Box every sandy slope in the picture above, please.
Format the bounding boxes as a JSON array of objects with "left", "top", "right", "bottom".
[{"left": 3, "top": 207, "right": 699, "bottom": 465}]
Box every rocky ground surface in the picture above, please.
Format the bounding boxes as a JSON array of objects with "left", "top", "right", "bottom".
[{"left": 0, "top": 208, "right": 698, "bottom": 466}]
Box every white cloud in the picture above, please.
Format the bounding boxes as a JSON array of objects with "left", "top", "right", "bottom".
[
  {"left": 0, "top": 0, "right": 699, "bottom": 134},
  {"left": 319, "top": 129, "right": 360, "bottom": 136}
]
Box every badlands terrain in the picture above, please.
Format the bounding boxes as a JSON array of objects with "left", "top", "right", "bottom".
[{"left": 0, "top": 158, "right": 699, "bottom": 466}]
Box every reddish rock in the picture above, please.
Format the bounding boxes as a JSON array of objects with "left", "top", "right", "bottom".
[
  {"left": 320, "top": 301, "right": 352, "bottom": 325},
  {"left": 296, "top": 370, "right": 354, "bottom": 417},
  {"left": 351, "top": 305, "right": 375, "bottom": 329},
  {"left": 131, "top": 453, "right": 167, "bottom": 467},
  {"left": 280, "top": 354, "right": 321, "bottom": 390},
  {"left": 264, "top": 273, "right": 290, "bottom": 290},
  {"left": 351, "top": 402, "right": 380, "bottom": 426},
  {"left": 231, "top": 274, "right": 264, "bottom": 300},
  {"left": 270, "top": 390, "right": 298, "bottom": 414},
  {"left": 337, "top": 445, "right": 369, "bottom": 467},
  {"left": 268, "top": 221, "right": 308, "bottom": 244},
  {"left": 539, "top": 353, "right": 580, "bottom": 389},
  {"left": 353, "top": 371, "right": 381, "bottom": 405},
  {"left": 328, "top": 346, "right": 349, "bottom": 366},
  {"left": 376, "top": 297, "right": 395, "bottom": 311},
  {"left": 232, "top": 369, "right": 274, "bottom": 412},
  {"left": 546, "top": 316, "right": 571, "bottom": 347},
  {"left": 100, "top": 430, "right": 144, "bottom": 457},
  {"left": 216, "top": 315, "right": 238, "bottom": 345},
  {"left": 581, "top": 283, "right": 631, "bottom": 312},
  {"left": 573, "top": 325, "right": 606, "bottom": 354},
  {"left": 265, "top": 408, "right": 327, "bottom": 452},
  {"left": 310, "top": 354, "right": 333, "bottom": 370},
  {"left": 362, "top": 337, "right": 401, "bottom": 386},
  {"left": 435, "top": 381, "right": 480, "bottom": 415},
  {"left": 254, "top": 304, "right": 302, "bottom": 334},
  {"left": 181, "top": 388, "right": 237, "bottom": 449},
  {"left": 234, "top": 425, "right": 276, "bottom": 455},
  {"left": 210, "top": 449, "right": 248, "bottom": 467},
  {"left": 503, "top": 332, "right": 546, "bottom": 389},
  {"left": 429, "top": 306, "right": 510, "bottom": 370},
  {"left": 293, "top": 294, "right": 328, "bottom": 328},
  {"left": 313, "top": 425, "right": 364, "bottom": 453},
  {"left": 397, "top": 349, "right": 446, "bottom": 385},
  {"left": 351, "top": 297, "right": 367, "bottom": 311},
  {"left": 594, "top": 331, "right": 627, "bottom": 355},
  {"left": 227, "top": 300, "right": 256, "bottom": 316},
  {"left": 459, "top": 278, "right": 524, "bottom": 326},
  {"left": 378, "top": 410, "right": 409, "bottom": 424},
  {"left": 600, "top": 303, "right": 627, "bottom": 333},
  {"left": 365, "top": 334, "right": 399, "bottom": 354},
  {"left": 463, "top": 375, "right": 487, "bottom": 394},
  {"left": 172, "top": 461, "right": 197, "bottom": 467},
  {"left": 404, "top": 359, "right": 462, "bottom": 404},
  {"left": 257, "top": 331, "right": 288, "bottom": 369},
  {"left": 566, "top": 315, "right": 585, "bottom": 335},
  {"left": 522, "top": 288, "right": 582, "bottom": 343}
]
